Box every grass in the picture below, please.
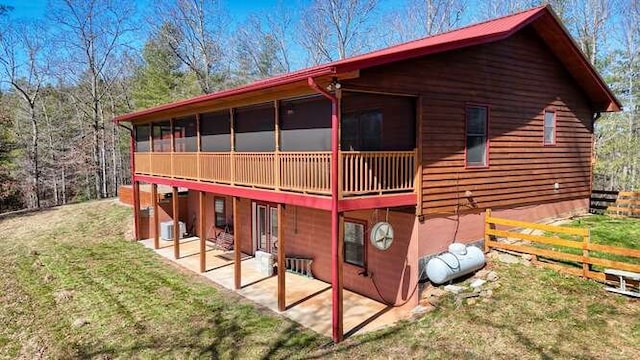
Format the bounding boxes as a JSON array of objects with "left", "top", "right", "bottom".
[
  {"left": 0, "top": 201, "right": 638, "bottom": 359},
  {"left": 537, "top": 215, "right": 640, "bottom": 267}
]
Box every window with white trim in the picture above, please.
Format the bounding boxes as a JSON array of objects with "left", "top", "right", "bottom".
[
  {"left": 544, "top": 110, "right": 556, "bottom": 145},
  {"left": 465, "top": 106, "right": 489, "bottom": 167}
]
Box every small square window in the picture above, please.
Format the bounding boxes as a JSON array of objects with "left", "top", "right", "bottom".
[{"left": 544, "top": 110, "right": 556, "bottom": 145}]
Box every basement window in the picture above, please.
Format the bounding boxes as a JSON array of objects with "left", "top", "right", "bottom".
[
  {"left": 465, "top": 105, "right": 489, "bottom": 167},
  {"left": 344, "top": 220, "right": 365, "bottom": 267},
  {"left": 544, "top": 110, "right": 556, "bottom": 145}
]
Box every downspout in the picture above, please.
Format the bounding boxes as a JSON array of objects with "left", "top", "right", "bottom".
[
  {"left": 118, "top": 122, "right": 139, "bottom": 240},
  {"left": 307, "top": 77, "right": 342, "bottom": 343}
]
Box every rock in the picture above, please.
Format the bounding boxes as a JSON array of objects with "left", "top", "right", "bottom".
[
  {"left": 54, "top": 290, "right": 74, "bottom": 303},
  {"left": 423, "top": 287, "right": 446, "bottom": 298},
  {"left": 467, "top": 298, "right": 477, "bottom": 305},
  {"left": 459, "top": 292, "right": 480, "bottom": 299},
  {"left": 521, "top": 254, "right": 534, "bottom": 261},
  {"left": 498, "top": 253, "right": 520, "bottom": 264},
  {"left": 43, "top": 273, "right": 55, "bottom": 283},
  {"left": 72, "top": 318, "right": 89, "bottom": 328},
  {"left": 520, "top": 259, "right": 532, "bottom": 267},
  {"left": 426, "top": 295, "right": 441, "bottom": 307},
  {"left": 470, "top": 279, "right": 486, "bottom": 288},
  {"left": 480, "top": 289, "right": 494, "bottom": 298},
  {"left": 444, "top": 285, "right": 465, "bottom": 294},
  {"left": 474, "top": 269, "right": 490, "bottom": 280},
  {"left": 411, "top": 304, "right": 436, "bottom": 318},
  {"left": 30, "top": 250, "right": 39, "bottom": 256},
  {"left": 486, "top": 271, "right": 499, "bottom": 282}
]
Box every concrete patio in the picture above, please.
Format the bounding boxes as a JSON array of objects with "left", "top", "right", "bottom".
[{"left": 139, "top": 237, "right": 412, "bottom": 338}]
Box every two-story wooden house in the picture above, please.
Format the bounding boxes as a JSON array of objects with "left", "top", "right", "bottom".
[{"left": 114, "top": 6, "right": 620, "bottom": 342}]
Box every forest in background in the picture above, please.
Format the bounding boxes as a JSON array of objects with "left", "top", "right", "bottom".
[{"left": 0, "top": 0, "right": 638, "bottom": 212}]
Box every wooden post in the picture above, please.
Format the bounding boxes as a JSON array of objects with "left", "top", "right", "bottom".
[
  {"left": 415, "top": 97, "right": 423, "bottom": 216},
  {"left": 173, "top": 186, "right": 180, "bottom": 259},
  {"left": 132, "top": 181, "right": 141, "bottom": 241},
  {"left": 484, "top": 208, "right": 492, "bottom": 253},
  {"left": 335, "top": 213, "right": 344, "bottom": 342},
  {"left": 152, "top": 183, "right": 159, "bottom": 249},
  {"left": 196, "top": 113, "right": 201, "bottom": 181},
  {"left": 583, "top": 230, "right": 590, "bottom": 278},
  {"left": 277, "top": 203, "right": 286, "bottom": 311},
  {"left": 233, "top": 196, "right": 241, "bottom": 289},
  {"left": 170, "top": 118, "right": 175, "bottom": 178},
  {"left": 230, "top": 108, "right": 235, "bottom": 186},
  {"left": 274, "top": 100, "right": 280, "bottom": 191},
  {"left": 199, "top": 191, "right": 206, "bottom": 273}
]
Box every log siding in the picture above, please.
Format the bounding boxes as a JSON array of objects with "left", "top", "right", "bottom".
[{"left": 344, "top": 27, "right": 594, "bottom": 215}]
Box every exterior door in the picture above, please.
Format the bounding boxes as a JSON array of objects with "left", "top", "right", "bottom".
[{"left": 255, "top": 204, "right": 278, "bottom": 253}]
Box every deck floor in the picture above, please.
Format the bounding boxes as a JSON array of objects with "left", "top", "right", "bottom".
[{"left": 140, "top": 237, "right": 411, "bottom": 338}]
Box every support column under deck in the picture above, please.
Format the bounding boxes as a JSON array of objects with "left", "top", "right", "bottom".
[
  {"left": 199, "top": 191, "right": 207, "bottom": 273},
  {"left": 133, "top": 181, "right": 141, "bottom": 241},
  {"left": 233, "top": 196, "right": 241, "bottom": 289},
  {"left": 173, "top": 186, "right": 179, "bottom": 259},
  {"left": 277, "top": 203, "right": 286, "bottom": 311},
  {"left": 152, "top": 183, "right": 159, "bottom": 249}
]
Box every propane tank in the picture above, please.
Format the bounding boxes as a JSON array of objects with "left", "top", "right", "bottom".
[{"left": 426, "top": 244, "right": 485, "bottom": 284}]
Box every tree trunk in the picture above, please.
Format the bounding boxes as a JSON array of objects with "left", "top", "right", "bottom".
[{"left": 30, "top": 103, "right": 40, "bottom": 208}]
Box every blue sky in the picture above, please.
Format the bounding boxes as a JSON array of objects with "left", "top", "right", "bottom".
[{"left": 4, "top": 0, "right": 297, "bottom": 21}]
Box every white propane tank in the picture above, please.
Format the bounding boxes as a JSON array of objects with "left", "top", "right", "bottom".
[{"left": 426, "top": 244, "right": 485, "bottom": 284}]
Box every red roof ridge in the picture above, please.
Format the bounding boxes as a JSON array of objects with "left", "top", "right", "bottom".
[{"left": 335, "top": 5, "right": 548, "bottom": 62}]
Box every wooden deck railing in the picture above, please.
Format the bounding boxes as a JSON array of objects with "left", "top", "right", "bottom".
[
  {"left": 342, "top": 150, "right": 416, "bottom": 195},
  {"left": 280, "top": 152, "right": 331, "bottom": 194},
  {"left": 133, "top": 149, "right": 416, "bottom": 196}
]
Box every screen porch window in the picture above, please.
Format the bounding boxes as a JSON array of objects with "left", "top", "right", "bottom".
[
  {"left": 214, "top": 197, "right": 226, "bottom": 228},
  {"left": 341, "top": 111, "right": 382, "bottom": 151},
  {"left": 544, "top": 110, "right": 556, "bottom": 145},
  {"left": 134, "top": 124, "right": 150, "bottom": 152},
  {"left": 174, "top": 115, "right": 197, "bottom": 152},
  {"left": 465, "top": 106, "right": 488, "bottom": 167},
  {"left": 344, "top": 220, "right": 365, "bottom": 267},
  {"left": 152, "top": 121, "right": 172, "bottom": 152}
]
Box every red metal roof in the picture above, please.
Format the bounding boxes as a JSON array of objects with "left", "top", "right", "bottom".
[{"left": 114, "top": 5, "right": 620, "bottom": 123}]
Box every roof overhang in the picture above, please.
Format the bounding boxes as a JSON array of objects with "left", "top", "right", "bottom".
[{"left": 114, "top": 5, "right": 620, "bottom": 124}]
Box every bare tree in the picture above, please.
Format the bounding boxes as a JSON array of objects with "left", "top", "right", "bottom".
[
  {"left": 154, "top": 0, "right": 230, "bottom": 94},
  {"left": 0, "top": 21, "right": 48, "bottom": 208},
  {"left": 383, "top": 0, "right": 467, "bottom": 45},
  {"left": 49, "top": 0, "right": 137, "bottom": 199},
  {"left": 299, "top": 0, "right": 380, "bottom": 64}
]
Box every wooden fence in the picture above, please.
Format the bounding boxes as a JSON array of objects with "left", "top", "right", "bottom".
[
  {"left": 484, "top": 209, "right": 640, "bottom": 282},
  {"left": 607, "top": 191, "right": 640, "bottom": 218},
  {"left": 589, "top": 190, "right": 618, "bottom": 214}
]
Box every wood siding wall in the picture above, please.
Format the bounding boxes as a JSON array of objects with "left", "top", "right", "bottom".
[{"left": 344, "top": 27, "right": 594, "bottom": 215}]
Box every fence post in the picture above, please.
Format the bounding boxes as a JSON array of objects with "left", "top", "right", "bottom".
[
  {"left": 582, "top": 229, "right": 590, "bottom": 278},
  {"left": 484, "top": 208, "right": 492, "bottom": 253}
]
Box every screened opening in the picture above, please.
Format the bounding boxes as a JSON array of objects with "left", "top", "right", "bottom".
[
  {"left": 235, "top": 103, "right": 275, "bottom": 152},
  {"left": 280, "top": 96, "right": 331, "bottom": 151},
  {"left": 134, "top": 124, "right": 150, "bottom": 152},
  {"left": 152, "top": 120, "right": 172, "bottom": 152},
  {"left": 174, "top": 115, "right": 197, "bottom": 152},
  {"left": 341, "top": 92, "right": 415, "bottom": 151},
  {"left": 544, "top": 110, "right": 556, "bottom": 145},
  {"left": 344, "top": 220, "right": 365, "bottom": 267},
  {"left": 201, "top": 111, "right": 231, "bottom": 152},
  {"left": 465, "top": 106, "right": 488, "bottom": 167}
]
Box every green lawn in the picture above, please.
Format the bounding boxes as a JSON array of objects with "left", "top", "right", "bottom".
[{"left": 0, "top": 201, "right": 638, "bottom": 359}]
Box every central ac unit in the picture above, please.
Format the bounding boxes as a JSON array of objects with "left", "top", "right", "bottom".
[
  {"left": 255, "top": 251, "right": 274, "bottom": 276},
  {"left": 160, "top": 221, "right": 186, "bottom": 240}
]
